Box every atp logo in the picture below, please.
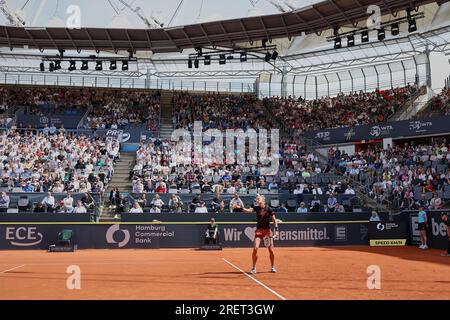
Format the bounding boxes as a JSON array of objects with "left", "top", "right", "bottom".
[
  {"left": 106, "top": 225, "right": 130, "bottom": 248},
  {"left": 377, "top": 223, "right": 385, "bottom": 231}
]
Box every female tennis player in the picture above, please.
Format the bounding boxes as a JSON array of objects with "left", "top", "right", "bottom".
[{"left": 242, "top": 194, "right": 279, "bottom": 274}]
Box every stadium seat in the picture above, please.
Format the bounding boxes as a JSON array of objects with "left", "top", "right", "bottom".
[
  {"left": 58, "top": 230, "right": 74, "bottom": 246},
  {"left": 18, "top": 196, "right": 30, "bottom": 212},
  {"left": 270, "top": 199, "right": 280, "bottom": 208}
]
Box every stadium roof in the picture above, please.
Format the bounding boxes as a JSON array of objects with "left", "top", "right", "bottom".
[{"left": 0, "top": 0, "right": 446, "bottom": 53}]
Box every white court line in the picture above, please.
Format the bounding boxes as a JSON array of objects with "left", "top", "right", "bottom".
[
  {"left": 222, "top": 258, "right": 287, "bottom": 301},
  {"left": 0, "top": 264, "right": 26, "bottom": 274}
]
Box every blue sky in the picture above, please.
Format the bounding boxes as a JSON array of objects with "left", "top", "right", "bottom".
[{"left": 0, "top": 0, "right": 322, "bottom": 28}]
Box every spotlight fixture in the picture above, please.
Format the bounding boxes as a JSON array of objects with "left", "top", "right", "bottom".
[
  {"left": 377, "top": 27, "right": 386, "bottom": 41},
  {"left": 81, "top": 60, "right": 89, "bottom": 71},
  {"left": 188, "top": 58, "right": 193, "bottom": 68},
  {"left": 271, "top": 50, "right": 278, "bottom": 61},
  {"left": 195, "top": 47, "right": 203, "bottom": 57},
  {"left": 219, "top": 54, "right": 226, "bottom": 65},
  {"left": 95, "top": 60, "right": 103, "bottom": 71},
  {"left": 49, "top": 62, "right": 55, "bottom": 72},
  {"left": 408, "top": 19, "right": 417, "bottom": 32},
  {"left": 40, "top": 62, "right": 45, "bottom": 72},
  {"left": 204, "top": 55, "right": 211, "bottom": 65},
  {"left": 68, "top": 60, "right": 76, "bottom": 71},
  {"left": 194, "top": 59, "right": 199, "bottom": 68},
  {"left": 361, "top": 30, "right": 369, "bottom": 43},
  {"left": 227, "top": 55, "right": 234, "bottom": 60},
  {"left": 109, "top": 60, "right": 117, "bottom": 70},
  {"left": 264, "top": 51, "right": 271, "bottom": 62},
  {"left": 122, "top": 60, "right": 129, "bottom": 71},
  {"left": 391, "top": 23, "right": 400, "bottom": 36},
  {"left": 406, "top": 8, "right": 417, "bottom": 33},
  {"left": 240, "top": 52, "right": 247, "bottom": 62},
  {"left": 334, "top": 37, "right": 342, "bottom": 49},
  {"left": 347, "top": 35, "right": 355, "bottom": 47},
  {"left": 54, "top": 60, "right": 61, "bottom": 70}
]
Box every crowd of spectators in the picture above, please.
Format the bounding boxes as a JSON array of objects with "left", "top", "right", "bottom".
[
  {"left": 265, "top": 85, "right": 419, "bottom": 133},
  {"left": 419, "top": 87, "right": 450, "bottom": 117},
  {"left": 0, "top": 130, "right": 118, "bottom": 195},
  {"left": 81, "top": 90, "right": 161, "bottom": 131},
  {"left": 329, "top": 141, "right": 450, "bottom": 210},
  {"left": 173, "top": 92, "right": 273, "bottom": 131}
]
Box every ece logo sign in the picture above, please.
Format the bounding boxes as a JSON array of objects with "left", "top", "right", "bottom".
[{"left": 5, "top": 227, "right": 43, "bottom": 247}]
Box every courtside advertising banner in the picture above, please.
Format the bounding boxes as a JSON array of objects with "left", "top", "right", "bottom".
[
  {"left": 409, "top": 211, "right": 449, "bottom": 250},
  {"left": 0, "top": 222, "right": 369, "bottom": 250},
  {"left": 368, "top": 221, "right": 407, "bottom": 246}
]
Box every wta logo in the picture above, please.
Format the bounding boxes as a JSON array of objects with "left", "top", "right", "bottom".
[{"left": 106, "top": 225, "right": 130, "bottom": 248}]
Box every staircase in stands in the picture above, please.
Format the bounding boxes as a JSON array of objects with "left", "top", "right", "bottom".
[
  {"left": 159, "top": 91, "right": 174, "bottom": 140},
  {"left": 99, "top": 152, "right": 136, "bottom": 222}
]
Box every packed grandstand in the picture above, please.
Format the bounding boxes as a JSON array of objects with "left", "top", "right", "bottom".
[
  {"left": 0, "top": 83, "right": 448, "bottom": 220},
  {"left": 0, "top": 0, "right": 447, "bottom": 225}
]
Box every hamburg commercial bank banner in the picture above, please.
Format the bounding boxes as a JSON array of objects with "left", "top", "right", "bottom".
[{"left": 0, "top": 222, "right": 370, "bottom": 250}]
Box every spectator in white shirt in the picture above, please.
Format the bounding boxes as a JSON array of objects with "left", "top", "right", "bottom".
[
  {"left": 73, "top": 201, "right": 87, "bottom": 213},
  {"left": 296, "top": 202, "right": 308, "bottom": 213},
  {"left": 150, "top": 194, "right": 165, "bottom": 211},
  {"left": 293, "top": 185, "right": 304, "bottom": 195},
  {"left": 41, "top": 192, "right": 56, "bottom": 212},
  {"left": 0, "top": 192, "right": 10, "bottom": 212},
  {"left": 229, "top": 193, "right": 244, "bottom": 212},
  {"left": 312, "top": 184, "right": 323, "bottom": 195},
  {"left": 344, "top": 186, "right": 356, "bottom": 195},
  {"left": 129, "top": 202, "right": 144, "bottom": 213},
  {"left": 62, "top": 192, "right": 74, "bottom": 213},
  {"left": 369, "top": 211, "right": 381, "bottom": 222},
  {"left": 195, "top": 201, "right": 209, "bottom": 213}
]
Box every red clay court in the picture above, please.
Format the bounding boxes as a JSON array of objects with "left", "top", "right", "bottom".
[{"left": 0, "top": 246, "right": 449, "bottom": 300}]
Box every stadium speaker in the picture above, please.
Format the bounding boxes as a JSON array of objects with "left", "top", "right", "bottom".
[
  {"left": 194, "top": 59, "right": 199, "bottom": 68},
  {"left": 391, "top": 23, "right": 400, "bottom": 36},
  {"left": 361, "top": 30, "right": 369, "bottom": 43},
  {"left": 377, "top": 28, "right": 386, "bottom": 41},
  {"left": 347, "top": 35, "right": 355, "bottom": 47},
  {"left": 49, "top": 62, "right": 55, "bottom": 72},
  {"left": 264, "top": 51, "right": 271, "bottom": 62},
  {"left": 219, "top": 54, "right": 226, "bottom": 65},
  {"left": 54, "top": 60, "right": 61, "bottom": 70},
  {"left": 188, "top": 58, "right": 193, "bottom": 68},
  {"left": 109, "top": 60, "right": 117, "bottom": 70},
  {"left": 227, "top": 55, "right": 234, "bottom": 60},
  {"left": 204, "top": 55, "right": 211, "bottom": 65},
  {"left": 334, "top": 37, "right": 341, "bottom": 49},
  {"left": 68, "top": 60, "right": 76, "bottom": 71},
  {"left": 40, "top": 62, "right": 45, "bottom": 72},
  {"left": 95, "top": 60, "right": 103, "bottom": 71},
  {"left": 271, "top": 50, "right": 279, "bottom": 61},
  {"left": 240, "top": 52, "right": 247, "bottom": 62},
  {"left": 122, "top": 60, "right": 128, "bottom": 71},
  {"left": 81, "top": 60, "right": 89, "bottom": 70}
]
